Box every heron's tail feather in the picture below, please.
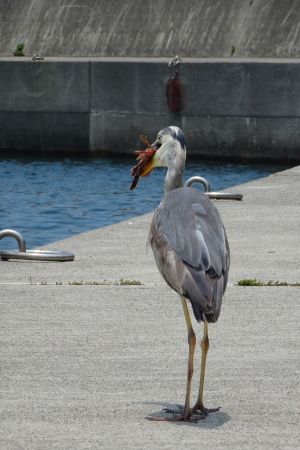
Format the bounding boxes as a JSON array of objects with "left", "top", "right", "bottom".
[{"left": 183, "top": 265, "right": 225, "bottom": 323}]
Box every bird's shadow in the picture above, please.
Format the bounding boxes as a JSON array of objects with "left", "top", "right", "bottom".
[{"left": 142, "top": 401, "right": 230, "bottom": 428}]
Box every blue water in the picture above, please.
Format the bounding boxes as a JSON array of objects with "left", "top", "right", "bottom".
[{"left": 0, "top": 153, "right": 287, "bottom": 250}]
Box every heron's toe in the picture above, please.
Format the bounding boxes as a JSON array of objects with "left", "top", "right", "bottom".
[
  {"left": 147, "top": 405, "right": 207, "bottom": 422},
  {"left": 147, "top": 412, "right": 206, "bottom": 422},
  {"left": 192, "top": 405, "right": 220, "bottom": 415}
]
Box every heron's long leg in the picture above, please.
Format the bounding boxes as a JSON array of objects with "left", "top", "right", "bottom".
[
  {"left": 180, "top": 295, "right": 196, "bottom": 418},
  {"left": 193, "top": 321, "right": 219, "bottom": 413},
  {"left": 147, "top": 296, "right": 204, "bottom": 422}
]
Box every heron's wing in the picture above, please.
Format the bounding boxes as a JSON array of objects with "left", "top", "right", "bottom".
[
  {"left": 151, "top": 187, "right": 229, "bottom": 322},
  {"left": 155, "top": 187, "right": 228, "bottom": 276}
]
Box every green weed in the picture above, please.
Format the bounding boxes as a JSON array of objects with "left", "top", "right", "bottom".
[
  {"left": 236, "top": 278, "right": 300, "bottom": 286},
  {"left": 13, "top": 43, "right": 25, "bottom": 56}
]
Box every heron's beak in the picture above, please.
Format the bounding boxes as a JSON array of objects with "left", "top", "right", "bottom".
[{"left": 130, "top": 139, "right": 162, "bottom": 190}]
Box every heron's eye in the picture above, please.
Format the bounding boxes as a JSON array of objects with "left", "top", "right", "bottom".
[{"left": 157, "top": 135, "right": 162, "bottom": 142}]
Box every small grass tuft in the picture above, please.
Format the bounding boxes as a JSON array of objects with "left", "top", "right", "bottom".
[
  {"left": 68, "top": 279, "right": 142, "bottom": 286},
  {"left": 236, "top": 278, "right": 300, "bottom": 286},
  {"left": 116, "top": 278, "right": 142, "bottom": 285},
  {"left": 13, "top": 43, "right": 25, "bottom": 56},
  {"left": 69, "top": 280, "right": 111, "bottom": 285}
]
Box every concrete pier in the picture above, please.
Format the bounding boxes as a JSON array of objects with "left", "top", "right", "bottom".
[
  {"left": 1, "top": 165, "right": 299, "bottom": 449},
  {"left": 2, "top": 1, "right": 300, "bottom": 160},
  {"left": 1, "top": 57, "right": 300, "bottom": 162}
]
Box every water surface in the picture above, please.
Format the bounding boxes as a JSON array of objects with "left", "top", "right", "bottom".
[{"left": 0, "top": 152, "right": 288, "bottom": 250}]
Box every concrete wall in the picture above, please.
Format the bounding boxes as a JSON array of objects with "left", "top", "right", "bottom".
[
  {"left": 1, "top": 57, "right": 300, "bottom": 163},
  {"left": 0, "top": 59, "right": 90, "bottom": 152},
  {"left": 1, "top": 1, "right": 300, "bottom": 58},
  {"left": 1, "top": 1, "right": 300, "bottom": 162}
]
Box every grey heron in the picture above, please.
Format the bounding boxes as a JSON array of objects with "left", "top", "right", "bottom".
[{"left": 130, "top": 126, "right": 230, "bottom": 422}]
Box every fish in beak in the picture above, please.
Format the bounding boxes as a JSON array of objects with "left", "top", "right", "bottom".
[{"left": 130, "top": 136, "right": 162, "bottom": 190}]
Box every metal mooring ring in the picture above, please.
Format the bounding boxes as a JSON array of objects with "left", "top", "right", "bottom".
[
  {"left": 206, "top": 192, "right": 243, "bottom": 200},
  {"left": 184, "top": 176, "right": 243, "bottom": 200},
  {"left": 168, "top": 55, "right": 182, "bottom": 67},
  {"left": 0, "top": 229, "right": 26, "bottom": 251},
  {"left": 0, "top": 229, "right": 74, "bottom": 261},
  {"left": 0, "top": 250, "right": 74, "bottom": 261}
]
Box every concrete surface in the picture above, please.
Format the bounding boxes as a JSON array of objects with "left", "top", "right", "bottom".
[
  {"left": 1, "top": 165, "right": 299, "bottom": 449},
  {"left": 2, "top": 1, "right": 300, "bottom": 160},
  {"left": 1, "top": 57, "right": 300, "bottom": 162},
  {"left": 1, "top": 1, "right": 300, "bottom": 58}
]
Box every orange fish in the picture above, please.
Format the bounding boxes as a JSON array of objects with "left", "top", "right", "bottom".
[{"left": 130, "top": 135, "right": 160, "bottom": 190}]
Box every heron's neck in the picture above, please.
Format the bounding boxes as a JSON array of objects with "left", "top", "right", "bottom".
[{"left": 164, "top": 147, "right": 186, "bottom": 194}]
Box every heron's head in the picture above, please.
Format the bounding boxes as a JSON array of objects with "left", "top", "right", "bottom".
[{"left": 130, "top": 126, "right": 186, "bottom": 190}]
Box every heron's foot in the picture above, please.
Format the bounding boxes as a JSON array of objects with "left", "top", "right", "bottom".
[
  {"left": 192, "top": 403, "right": 220, "bottom": 415},
  {"left": 147, "top": 412, "right": 206, "bottom": 422},
  {"left": 146, "top": 405, "right": 206, "bottom": 422}
]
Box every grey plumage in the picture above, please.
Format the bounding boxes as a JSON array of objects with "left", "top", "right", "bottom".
[{"left": 149, "top": 186, "right": 229, "bottom": 322}]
